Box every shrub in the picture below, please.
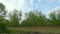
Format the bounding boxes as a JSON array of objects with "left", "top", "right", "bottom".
[{"left": 0, "top": 23, "right": 10, "bottom": 33}]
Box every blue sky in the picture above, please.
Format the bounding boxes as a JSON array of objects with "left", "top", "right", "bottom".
[{"left": 0, "top": 0, "right": 60, "bottom": 15}]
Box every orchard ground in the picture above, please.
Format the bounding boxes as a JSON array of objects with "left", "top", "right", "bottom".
[{"left": 8, "top": 27, "right": 60, "bottom": 33}]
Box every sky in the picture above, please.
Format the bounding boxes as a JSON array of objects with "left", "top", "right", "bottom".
[{"left": 0, "top": 0, "right": 60, "bottom": 16}]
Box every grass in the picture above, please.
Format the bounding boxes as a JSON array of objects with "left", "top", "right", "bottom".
[
  {"left": 9, "top": 27, "right": 60, "bottom": 33},
  {"left": 1, "top": 27, "right": 60, "bottom": 34},
  {"left": 0, "top": 27, "right": 60, "bottom": 34}
]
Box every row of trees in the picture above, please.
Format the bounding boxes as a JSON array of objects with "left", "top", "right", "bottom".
[
  {"left": 20, "top": 11, "right": 60, "bottom": 27},
  {"left": 0, "top": 3, "right": 60, "bottom": 27}
]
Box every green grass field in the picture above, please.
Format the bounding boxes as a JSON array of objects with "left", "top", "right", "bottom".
[{"left": 8, "top": 27, "right": 60, "bottom": 34}]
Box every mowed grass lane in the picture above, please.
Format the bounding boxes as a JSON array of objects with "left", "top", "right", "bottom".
[{"left": 9, "top": 27, "right": 60, "bottom": 33}]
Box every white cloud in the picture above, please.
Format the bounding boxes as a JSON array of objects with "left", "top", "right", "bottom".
[
  {"left": 45, "top": 6, "right": 60, "bottom": 16},
  {"left": 0, "top": 0, "right": 15, "bottom": 11},
  {"left": 18, "top": 0, "right": 25, "bottom": 8},
  {"left": 0, "top": 0, "right": 25, "bottom": 11}
]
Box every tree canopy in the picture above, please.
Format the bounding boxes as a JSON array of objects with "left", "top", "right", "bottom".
[{"left": 0, "top": 3, "right": 60, "bottom": 27}]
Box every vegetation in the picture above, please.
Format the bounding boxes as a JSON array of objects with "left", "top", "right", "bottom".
[
  {"left": 0, "top": 3, "right": 60, "bottom": 27},
  {"left": 20, "top": 11, "right": 60, "bottom": 27},
  {"left": 0, "top": 3, "right": 60, "bottom": 33},
  {"left": 0, "top": 3, "right": 10, "bottom": 33}
]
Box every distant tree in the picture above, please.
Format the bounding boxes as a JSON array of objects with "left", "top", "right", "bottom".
[
  {"left": 9, "top": 9, "right": 22, "bottom": 27},
  {"left": 0, "top": 3, "right": 10, "bottom": 33},
  {"left": 21, "top": 10, "right": 48, "bottom": 27},
  {"left": 49, "top": 11, "right": 57, "bottom": 26},
  {"left": 18, "top": 11, "right": 22, "bottom": 23},
  {"left": 55, "top": 9, "right": 60, "bottom": 26},
  {"left": 0, "top": 3, "right": 7, "bottom": 23},
  {"left": 0, "top": 3, "right": 7, "bottom": 17},
  {"left": 0, "top": 3, "right": 7, "bottom": 24},
  {"left": 10, "top": 9, "right": 19, "bottom": 26}
]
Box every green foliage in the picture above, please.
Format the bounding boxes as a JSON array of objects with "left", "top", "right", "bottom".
[
  {"left": 9, "top": 9, "right": 22, "bottom": 27},
  {"left": 0, "top": 23, "right": 8, "bottom": 33},
  {"left": 20, "top": 9, "right": 60, "bottom": 27},
  {"left": 10, "top": 10, "right": 19, "bottom": 26},
  {"left": 0, "top": 3, "right": 5, "bottom": 11},
  {"left": 1, "top": 3, "right": 60, "bottom": 29},
  {"left": 0, "top": 3, "right": 7, "bottom": 17},
  {"left": 0, "top": 3, "right": 10, "bottom": 33},
  {"left": 20, "top": 11, "right": 48, "bottom": 27}
]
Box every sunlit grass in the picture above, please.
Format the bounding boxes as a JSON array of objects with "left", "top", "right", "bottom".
[{"left": 9, "top": 27, "right": 60, "bottom": 33}]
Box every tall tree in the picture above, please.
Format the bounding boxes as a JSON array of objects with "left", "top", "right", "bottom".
[
  {"left": 0, "top": 3, "right": 7, "bottom": 23},
  {"left": 49, "top": 11, "right": 58, "bottom": 26},
  {"left": 0, "top": 3, "right": 9, "bottom": 33},
  {"left": 18, "top": 11, "right": 22, "bottom": 23},
  {"left": 21, "top": 10, "right": 48, "bottom": 27},
  {"left": 10, "top": 9, "right": 19, "bottom": 27},
  {"left": 0, "top": 3, "right": 7, "bottom": 16},
  {"left": 55, "top": 9, "right": 60, "bottom": 26}
]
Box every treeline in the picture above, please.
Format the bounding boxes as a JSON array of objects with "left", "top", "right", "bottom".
[
  {"left": 20, "top": 11, "right": 60, "bottom": 27},
  {"left": 0, "top": 3, "right": 60, "bottom": 27}
]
